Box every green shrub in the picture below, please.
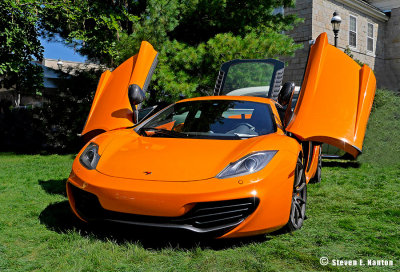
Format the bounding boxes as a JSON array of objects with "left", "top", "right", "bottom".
[
  {"left": 0, "top": 68, "right": 102, "bottom": 154},
  {"left": 359, "top": 89, "right": 400, "bottom": 166}
]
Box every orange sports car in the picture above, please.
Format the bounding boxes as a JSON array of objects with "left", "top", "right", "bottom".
[{"left": 66, "top": 33, "right": 376, "bottom": 238}]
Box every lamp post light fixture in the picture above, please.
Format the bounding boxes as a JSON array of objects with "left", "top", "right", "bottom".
[
  {"left": 331, "top": 11, "right": 342, "bottom": 48},
  {"left": 57, "top": 59, "right": 63, "bottom": 70}
]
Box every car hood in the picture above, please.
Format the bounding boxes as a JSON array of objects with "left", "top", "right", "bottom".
[{"left": 96, "top": 131, "right": 273, "bottom": 181}]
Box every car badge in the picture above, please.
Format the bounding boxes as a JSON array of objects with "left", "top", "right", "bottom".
[{"left": 144, "top": 171, "right": 152, "bottom": 175}]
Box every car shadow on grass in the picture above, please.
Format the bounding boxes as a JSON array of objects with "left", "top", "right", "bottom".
[
  {"left": 38, "top": 179, "right": 67, "bottom": 197},
  {"left": 38, "top": 200, "right": 278, "bottom": 250},
  {"left": 322, "top": 160, "right": 360, "bottom": 168}
]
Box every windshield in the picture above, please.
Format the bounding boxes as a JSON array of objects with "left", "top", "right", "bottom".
[{"left": 136, "top": 100, "right": 276, "bottom": 139}]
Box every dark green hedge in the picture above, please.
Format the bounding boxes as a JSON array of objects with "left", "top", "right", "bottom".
[{"left": 0, "top": 68, "right": 102, "bottom": 154}]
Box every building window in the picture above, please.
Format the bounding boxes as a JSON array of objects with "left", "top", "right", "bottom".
[
  {"left": 272, "top": 6, "right": 284, "bottom": 15},
  {"left": 349, "top": 15, "right": 357, "bottom": 47},
  {"left": 367, "top": 23, "right": 374, "bottom": 52}
]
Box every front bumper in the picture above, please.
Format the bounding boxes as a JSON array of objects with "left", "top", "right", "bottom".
[
  {"left": 68, "top": 183, "right": 259, "bottom": 237},
  {"left": 67, "top": 152, "right": 296, "bottom": 238}
]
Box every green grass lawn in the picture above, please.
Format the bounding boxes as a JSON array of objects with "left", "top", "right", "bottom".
[{"left": 0, "top": 90, "right": 399, "bottom": 271}]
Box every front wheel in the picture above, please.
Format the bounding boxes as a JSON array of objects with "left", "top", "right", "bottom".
[{"left": 285, "top": 158, "right": 307, "bottom": 232}]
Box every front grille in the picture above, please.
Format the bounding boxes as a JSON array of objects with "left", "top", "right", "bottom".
[
  {"left": 69, "top": 184, "right": 259, "bottom": 235},
  {"left": 178, "top": 198, "right": 259, "bottom": 230}
]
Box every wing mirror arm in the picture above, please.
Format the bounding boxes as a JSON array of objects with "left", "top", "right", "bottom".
[{"left": 128, "top": 84, "right": 146, "bottom": 124}]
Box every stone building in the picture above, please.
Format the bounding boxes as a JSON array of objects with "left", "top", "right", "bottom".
[
  {"left": 0, "top": 59, "right": 103, "bottom": 107},
  {"left": 283, "top": 0, "right": 400, "bottom": 91},
  {"left": 41, "top": 58, "right": 102, "bottom": 75}
]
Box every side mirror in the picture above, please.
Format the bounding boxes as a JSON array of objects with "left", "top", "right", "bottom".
[
  {"left": 278, "top": 82, "right": 295, "bottom": 106},
  {"left": 128, "top": 84, "right": 145, "bottom": 124}
]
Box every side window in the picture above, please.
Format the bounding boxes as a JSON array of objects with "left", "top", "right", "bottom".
[
  {"left": 148, "top": 107, "right": 175, "bottom": 127},
  {"left": 367, "top": 23, "right": 374, "bottom": 52},
  {"left": 349, "top": 15, "right": 357, "bottom": 48},
  {"left": 138, "top": 106, "right": 157, "bottom": 123}
]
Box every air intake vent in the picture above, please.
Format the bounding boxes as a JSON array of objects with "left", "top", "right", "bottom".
[{"left": 178, "top": 198, "right": 260, "bottom": 230}]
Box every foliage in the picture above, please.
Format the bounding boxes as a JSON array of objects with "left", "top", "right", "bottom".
[
  {"left": 0, "top": 0, "right": 44, "bottom": 99},
  {"left": 40, "top": 0, "right": 302, "bottom": 103},
  {"left": 39, "top": 0, "right": 141, "bottom": 66},
  {"left": 359, "top": 89, "right": 400, "bottom": 166},
  {"left": 0, "top": 106, "right": 44, "bottom": 153},
  {"left": 34, "top": 68, "right": 104, "bottom": 152},
  {"left": 0, "top": 0, "right": 304, "bottom": 153},
  {"left": 0, "top": 68, "right": 103, "bottom": 153},
  {"left": 344, "top": 46, "right": 364, "bottom": 67}
]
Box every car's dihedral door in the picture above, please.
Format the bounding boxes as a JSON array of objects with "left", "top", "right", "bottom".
[
  {"left": 81, "top": 41, "right": 158, "bottom": 137},
  {"left": 286, "top": 33, "right": 376, "bottom": 158},
  {"left": 214, "top": 59, "right": 285, "bottom": 99}
]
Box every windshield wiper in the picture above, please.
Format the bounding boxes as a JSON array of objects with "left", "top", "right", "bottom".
[
  {"left": 233, "top": 133, "right": 258, "bottom": 139},
  {"left": 139, "top": 127, "right": 189, "bottom": 138}
]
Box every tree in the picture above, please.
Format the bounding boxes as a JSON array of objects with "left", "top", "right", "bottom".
[
  {"left": 0, "top": 0, "right": 44, "bottom": 105},
  {"left": 40, "top": 0, "right": 302, "bottom": 103},
  {"left": 35, "top": 67, "right": 104, "bottom": 152}
]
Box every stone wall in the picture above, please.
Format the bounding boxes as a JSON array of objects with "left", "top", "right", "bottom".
[
  {"left": 42, "top": 58, "right": 104, "bottom": 74},
  {"left": 282, "top": 0, "right": 313, "bottom": 86},
  {"left": 382, "top": 7, "right": 400, "bottom": 91},
  {"left": 313, "top": 0, "right": 386, "bottom": 73},
  {"left": 284, "top": 0, "right": 397, "bottom": 90}
]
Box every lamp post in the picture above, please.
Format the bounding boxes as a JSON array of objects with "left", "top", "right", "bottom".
[
  {"left": 57, "top": 59, "right": 63, "bottom": 70},
  {"left": 331, "top": 11, "right": 342, "bottom": 48}
]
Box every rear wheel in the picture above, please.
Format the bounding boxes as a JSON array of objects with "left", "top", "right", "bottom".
[
  {"left": 309, "top": 146, "right": 322, "bottom": 184},
  {"left": 285, "top": 158, "right": 307, "bottom": 232}
]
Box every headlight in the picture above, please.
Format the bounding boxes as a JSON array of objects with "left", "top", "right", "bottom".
[
  {"left": 216, "top": 151, "right": 277, "bottom": 179},
  {"left": 79, "top": 143, "right": 100, "bottom": 170}
]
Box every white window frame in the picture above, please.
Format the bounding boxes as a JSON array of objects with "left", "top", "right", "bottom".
[
  {"left": 367, "top": 22, "right": 374, "bottom": 53},
  {"left": 349, "top": 15, "right": 357, "bottom": 48}
]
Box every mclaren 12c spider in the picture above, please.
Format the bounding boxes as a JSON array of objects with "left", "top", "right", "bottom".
[{"left": 66, "top": 33, "right": 376, "bottom": 238}]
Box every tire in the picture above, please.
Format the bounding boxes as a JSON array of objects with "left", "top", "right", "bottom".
[
  {"left": 309, "top": 146, "right": 322, "bottom": 184},
  {"left": 285, "top": 158, "right": 307, "bottom": 232}
]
